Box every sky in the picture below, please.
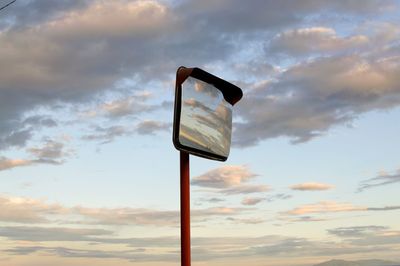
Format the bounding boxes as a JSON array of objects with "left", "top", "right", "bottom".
[{"left": 0, "top": 0, "right": 400, "bottom": 265}]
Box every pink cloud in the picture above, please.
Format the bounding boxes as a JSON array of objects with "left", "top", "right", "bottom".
[
  {"left": 241, "top": 197, "right": 264, "bottom": 206},
  {"left": 290, "top": 182, "right": 334, "bottom": 191}
]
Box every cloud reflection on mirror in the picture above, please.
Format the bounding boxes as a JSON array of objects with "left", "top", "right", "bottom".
[{"left": 179, "top": 77, "right": 232, "bottom": 158}]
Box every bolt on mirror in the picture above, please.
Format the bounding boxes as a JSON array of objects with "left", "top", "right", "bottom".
[{"left": 173, "top": 66, "right": 243, "bottom": 161}]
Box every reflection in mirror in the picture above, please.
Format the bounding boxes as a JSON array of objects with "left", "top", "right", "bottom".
[{"left": 179, "top": 77, "right": 233, "bottom": 158}]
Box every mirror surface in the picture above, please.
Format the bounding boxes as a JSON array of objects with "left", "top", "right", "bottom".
[{"left": 179, "top": 77, "right": 233, "bottom": 158}]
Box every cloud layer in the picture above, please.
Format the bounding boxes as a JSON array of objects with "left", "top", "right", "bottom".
[
  {"left": 0, "top": 195, "right": 249, "bottom": 226},
  {"left": 0, "top": 193, "right": 399, "bottom": 263},
  {"left": 0, "top": 0, "right": 398, "bottom": 152}
]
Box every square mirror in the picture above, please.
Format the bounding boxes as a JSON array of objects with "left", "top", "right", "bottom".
[{"left": 173, "top": 67, "right": 242, "bottom": 161}]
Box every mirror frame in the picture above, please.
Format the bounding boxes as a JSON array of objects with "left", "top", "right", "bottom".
[{"left": 173, "top": 66, "right": 243, "bottom": 161}]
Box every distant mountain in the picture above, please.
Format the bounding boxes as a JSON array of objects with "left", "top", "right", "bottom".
[{"left": 314, "top": 259, "right": 400, "bottom": 266}]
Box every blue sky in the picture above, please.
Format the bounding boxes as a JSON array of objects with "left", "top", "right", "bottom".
[{"left": 0, "top": 0, "right": 400, "bottom": 265}]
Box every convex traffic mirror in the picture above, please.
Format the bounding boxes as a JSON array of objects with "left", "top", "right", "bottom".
[{"left": 173, "top": 67, "right": 243, "bottom": 161}]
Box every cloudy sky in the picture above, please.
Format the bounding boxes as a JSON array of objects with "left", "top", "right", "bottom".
[{"left": 1, "top": 0, "right": 400, "bottom": 265}]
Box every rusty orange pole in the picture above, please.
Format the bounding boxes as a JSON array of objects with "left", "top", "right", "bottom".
[{"left": 180, "top": 151, "right": 191, "bottom": 266}]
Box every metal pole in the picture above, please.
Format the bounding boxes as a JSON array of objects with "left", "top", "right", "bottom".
[{"left": 180, "top": 151, "right": 191, "bottom": 266}]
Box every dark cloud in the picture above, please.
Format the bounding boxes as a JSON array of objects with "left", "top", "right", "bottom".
[
  {"left": 267, "top": 27, "right": 369, "bottom": 57},
  {"left": 225, "top": 217, "right": 265, "bottom": 224},
  {"left": 5, "top": 246, "right": 44, "bottom": 256},
  {"left": 327, "top": 225, "right": 400, "bottom": 248},
  {"left": 232, "top": 61, "right": 279, "bottom": 79},
  {"left": 0, "top": 128, "right": 33, "bottom": 150},
  {"left": 234, "top": 53, "right": 400, "bottom": 146},
  {"left": 328, "top": 225, "right": 388, "bottom": 238},
  {"left": 196, "top": 197, "right": 225, "bottom": 205},
  {"left": 1, "top": 226, "right": 400, "bottom": 262},
  {"left": 81, "top": 93, "right": 156, "bottom": 118},
  {"left": 0, "top": 226, "right": 112, "bottom": 242},
  {"left": 358, "top": 169, "right": 400, "bottom": 192},
  {"left": 0, "top": 0, "right": 92, "bottom": 29},
  {"left": 23, "top": 115, "right": 58, "bottom": 127},
  {"left": 82, "top": 120, "right": 169, "bottom": 144},
  {"left": 135, "top": 120, "right": 170, "bottom": 135},
  {"left": 249, "top": 237, "right": 390, "bottom": 258},
  {"left": 206, "top": 197, "right": 225, "bottom": 203},
  {"left": 367, "top": 205, "right": 400, "bottom": 211},
  {"left": 28, "top": 140, "right": 68, "bottom": 160},
  {"left": 266, "top": 193, "right": 292, "bottom": 202},
  {"left": 221, "top": 184, "right": 270, "bottom": 195},
  {"left": 284, "top": 216, "right": 327, "bottom": 223},
  {"left": 0, "top": 225, "right": 179, "bottom": 248},
  {"left": 0, "top": 0, "right": 397, "bottom": 152},
  {"left": 0, "top": 139, "right": 69, "bottom": 171},
  {"left": 5, "top": 246, "right": 176, "bottom": 262},
  {"left": 82, "top": 125, "right": 132, "bottom": 144},
  {"left": 281, "top": 201, "right": 400, "bottom": 223},
  {"left": 0, "top": 0, "right": 179, "bottom": 150},
  {"left": 177, "top": 0, "right": 393, "bottom": 34},
  {"left": 0, "top": 115, "right": 58, "bottom": 151}
]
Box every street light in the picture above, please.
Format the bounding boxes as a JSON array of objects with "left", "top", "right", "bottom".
[{"left": 173, "top": 66, "right": 243, "bottom": 266}]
